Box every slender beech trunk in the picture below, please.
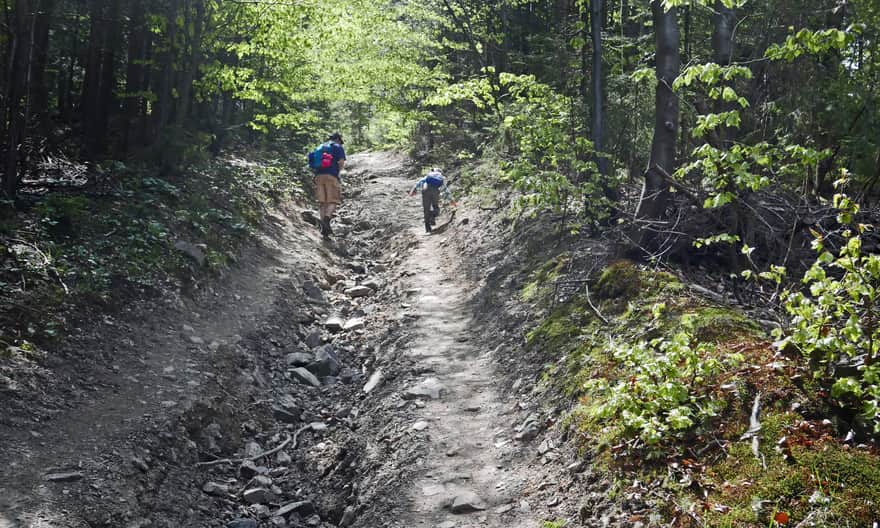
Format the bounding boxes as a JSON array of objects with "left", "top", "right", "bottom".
[
  {"left": 3, "top": 0, "right": 30, "bottom": 196},
  {"left": 176, "top": 0, "right": 204, "bottom": 126},
  {"left": 123, "top": 0, "right": 147, "bottom": 152},
  {"left": 155, "top": 0, "right": 179, "bottom": 132},
  {"left": 30, "top": 0, "right": 53, "bottom": 135},
  {"left": 590, "top": 0, "right": 607, "bottom": 179},
  {"left": 80, "top": 0, "right": 103, "bottom": 159},
  {"left": 636, "top": 1, "right": 680, "bottom": 229}
]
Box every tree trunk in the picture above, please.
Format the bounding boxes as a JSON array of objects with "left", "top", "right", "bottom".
[
  {"left": 155, "top": 0, "right": 179, "bottom": 132},
  {"left": 176, "top": 0, "right": 204, "bottom": 126},
  {"left": 29, "top": 0, "right": 53, "bottom": 136},
  {"left": 636, "top": 1, "right": 680, "bottom": 228},
  {"left": 590, "top": 0, "right": 607, "bottom": 179},
  {"left": 97, "top": 0, "right": 120, "bottom": 153},
  {"left": 80, "top": 0, "right": 104, "bottom": 159},
  {"left": 3, "top": 0, "right": 31, "bottom": 196},
  {"left": 123, "top": 0, "right": 146, "bottom": 151}
]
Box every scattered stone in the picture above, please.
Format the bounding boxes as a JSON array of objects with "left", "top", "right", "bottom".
[
  {"left": 238, "top": 460, "right": 267, "bottom": 480},
  {"left": 339, "top": 506, "right": 357, "bottom": 527},
  {"left": 537, "top": 438, "right": 556, "bottom": 455},
  {"left": 305, "top": 331, "right": 322, "bottom": 348},
  {"left": 276, "top": 451, "right": 292, "bottom": 465},
  {"left": 227, "top": 520, "right": 258, "bottom": 528},
  {"left": 285, "top": 352, "right": 313, "bottom": 367},
  {"left": 174, "top": 240, "right": 205, "bottom": 266},
  {"left": 290, "top": 367, "right": 321, "bottom": 387},
  {"left": 514, "top": 414, "right": 541, "bottom": 442},
  {"left": 403, "top": 377, "right": 446, "bottom": 400},
  {"left": 546, "top": 495, "right": 560, "bottom": 507},
  {"left": 361, "top": 279, "right": 381, "bottom": 290},
  {"left": 305, "top": 515, "right": 321, "bottom": 527},
  {"left": 450, "top": 491, "right": 487, "bottom": 514},
  {"left": 437, "top": 522, "right": 455, "bottom": 528},
  {"left": 131, "top": 457, "right": 149, "bottom": 472},
  {"left": 45, "top": 472, "right": 84, "bottom": 482},
  {"left": 494, "top": 503, "right": 515, "bottom": 514},
  {"left": 423, "top": 484, "right": 445, "bottom": 496},
  {"left": 302, "top": 281, "right": 324, "bottom": 302},
  {"left": 344, "top": 285, "right": 372, "bottom": 298},
  {"left": 307, "top": 345, "right": 340, "bottom": 377},
  {"left": 309, "top": 422, "right": 328, "bottom": 432},
  {"left": 244, "top": 441, "right": 263, "bottom": 458},
  {"left": 243, "top": 487, "right": 276, "bottom": 505},
  {"left": 272, "top": 405, "right": 300, "bottom": 424},
  {"left": 363, "top": 369, "right": 384, "bottom": 393},
  {"left": 275, "top": 500, "right": 316, "bottom": 517},
  {"left": 202, "top": 481, "right": 229, "bottom": 496},
  {"left": 342, "top": 318, "right": 365, "bottom": 331},
  {"left": 188, "top": 335, "right": 205, "bottom": 345},
  {"left": 182, "top": 324, "right": 195, "bottom": 333},
  {"left": 324, "top": 315, "right": 344, "bottom": 332},
  {"left": 301, "top": 210, "right": 321, "bottom": 226},
  {"left": 412, "top": 420, "right": 429, "bottom": 431},
  {"left": 519, "top": 500, "right": 531, "bottom": 512}
]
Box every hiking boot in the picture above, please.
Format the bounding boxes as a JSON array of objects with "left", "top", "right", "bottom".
[
  {"left": 425, "top": 222, "right": 432, "bottom": 233},
  {"left": 322, "top": 217, "right": 333, "bottom": 238}
]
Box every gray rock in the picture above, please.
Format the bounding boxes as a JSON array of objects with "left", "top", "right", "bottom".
[
  {"left": 227, "top": 520, "right": 258, "bottom": 528},
  {"left": 403, "top": 377, "right": 445, "bottom": 400},
  {"left": 272, "top": 405, "right": 300, "bottom": 424},
  {"left": 363, "top": 369, "right": 384, "bottom": 393},
  {"left": 275, "top": 500, "right": 316, "bottom": 517},
  {"left": 324, "top": 315, "right": 344, "bottom": 332},
  {"left": 363, "top": 278, "right": 381, "bottom": 290},
  {"left": 45, "top": 472, "right": 84, "bottom": 482},
  {"left": 344, "top": 285, "right": 372, "bottom": 298},
  {"left": 131, "top": 457, "right": 149, "bottom": 472},
  {"left": 290, "top": 367, "right": 321, "bottom": 387},
  {"left": 243, "top": 487, "right": 276, "bottom": 505},
  {"left": 305, "top": 331, "right": 322, "bottom": 348},
  {"left": 276, "top": 451, "right": 292, "bottom": 465},
  {"left": 305, "top": 515, "right": 321, "bottom": 527},
  {"left": 302, "top": 281, "right": 324, "bottom": 302},
  {"left": 450, "top": 491, "right": 487, "bottom": 513},
  {"left": 238, "top": 460, "right": 268, "bottom": 480},
  {"left": 339, "top": 506, "right": 357, "bottom": 527},
  {"left": 307, "top": 345, "right": 340, "bottom": 377},
  {"left": 202, "top": 481, "right": 229, "bottom": 496},
  {"left": 244, "top": 441, "right": 263, "bottom": 458},
  {"left": 342, "top": 318, "right": 365, "bottom": 331},
  {"left": 412, "top": 420, "right": 429, "bottom": 431},
  {"left": 437, "top": 522, "right": 455, "bottom": 528},
  {"left": 494, "top": 503, "right": 515, "bottom": 514},
  {"left": 189, "top": 335, "right": 205, "bottom": 345},
  {"left": 174, "top": 240, "right": 205, "bottom": 266},
  {"left": 301, "top": 210, "right": 321, "bottom": 226},
  {"left": 285, "top": 352, "right": 313, "bottom": 367}
]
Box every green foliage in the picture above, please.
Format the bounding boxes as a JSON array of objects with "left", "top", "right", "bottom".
[
  {"left": 778, "top": 187, "right": 880, "bottom": 433},
  {"left": 585, "top": 328, "right": 741, "bottom": 449}
]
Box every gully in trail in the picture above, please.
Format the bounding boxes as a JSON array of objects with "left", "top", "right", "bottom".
[
  {"left": 0, "top": 153, "right": 553, "bottom": 528},
  {"left": 359, "top": 168, "right": 537, "bottom": 528}
]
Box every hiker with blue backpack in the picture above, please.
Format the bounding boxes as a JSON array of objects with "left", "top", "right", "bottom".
[
  {"left": 307, "top": 133, "right": 347, "bottom": 238},
  {"left": 409, "top": 168, "right": 450, "bottom": 233}
]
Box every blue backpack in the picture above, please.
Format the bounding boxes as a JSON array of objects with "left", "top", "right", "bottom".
[
  {"left": 307, "top": 143, "right": 334, "bottom": 172},
  {"left": 425, "top": 172, "right": 444, "bottom": 188}
]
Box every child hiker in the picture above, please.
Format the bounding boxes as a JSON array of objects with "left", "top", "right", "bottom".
[{"left": 409, "top": 168, "right": 451, "bottom": 233}]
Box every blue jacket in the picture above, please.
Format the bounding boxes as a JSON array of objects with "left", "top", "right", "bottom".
[{"left": 316, "top": 141, "right": 346, "bottom": 178}]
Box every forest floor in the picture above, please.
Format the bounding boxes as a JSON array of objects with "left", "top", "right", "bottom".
[{"left": 0, "top": 152, "right": 611, "bottom": 528}]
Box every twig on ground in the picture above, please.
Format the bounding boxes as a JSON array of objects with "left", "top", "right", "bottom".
[
  {"left": 740, "top": 392, "right": 766, "bottom": 469},
  {"left": 196, "top": 426, "right": 310, "bottom": 468},
  {"left": 583, "top": 283, "right": 609, "bottom": 324}
]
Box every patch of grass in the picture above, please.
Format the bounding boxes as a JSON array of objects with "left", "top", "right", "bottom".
[
  {"left": 703, "top": 415, "right": 880, "bottom": 527},
  {"left": 521, "top": 253, "right": 570, "bottom": 302}
]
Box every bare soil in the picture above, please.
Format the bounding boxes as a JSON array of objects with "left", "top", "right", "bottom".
[{"left": 0, "top": 152, "right": 610, "bottom": 528}]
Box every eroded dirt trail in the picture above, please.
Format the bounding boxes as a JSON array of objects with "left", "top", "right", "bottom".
[
  {"left": 1, "top": 152, "right": 550, "bottom": 528},
  {"left": 361, "top": 172, "right": 536, "bottom": 528}
]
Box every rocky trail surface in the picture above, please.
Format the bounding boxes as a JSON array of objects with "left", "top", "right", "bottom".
[{"left": 1, "top": 152, "right": 618, "bottom": 528}]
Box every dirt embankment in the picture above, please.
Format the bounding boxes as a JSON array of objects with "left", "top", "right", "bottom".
[{"left": 1, "top": 151, "right": 621, "bottom": 528}]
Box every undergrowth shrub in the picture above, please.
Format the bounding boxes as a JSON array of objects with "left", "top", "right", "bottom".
[
  {"left": 778, "top": 187, "right": 880, "bottom": 434},
  {"left": 585, "top": 322, "right": 742, "bottom": 451}
]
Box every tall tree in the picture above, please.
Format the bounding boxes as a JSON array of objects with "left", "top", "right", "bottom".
[
  {"left": 3, "top": 0, "right": 32, "bottom": 196},
  {"left": 635, "top": 0, "right": 680, "bottom": 234}
]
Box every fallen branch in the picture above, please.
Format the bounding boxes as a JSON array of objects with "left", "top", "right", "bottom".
[
  {"left": 195, "top": 427, "right": 308, "bottom": 468},
  {"left": 583, "top": 283, "right": 609, "bottom": 324},
  {"left": 739, "top": 392, "right": 766, "bottom": 469}
]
